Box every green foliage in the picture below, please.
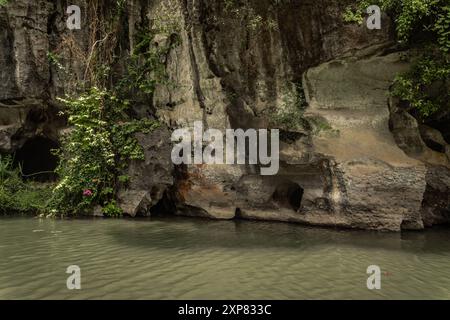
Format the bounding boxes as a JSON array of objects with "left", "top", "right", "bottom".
[
  {"left": 46, "top": 0, "right": 181, "bottom": 216},
  {"left": 343, "top": 7, "right": 365, "bottom": 24},
  {"left": 344, "top": 0, "right": 449, "bottom": 45},
  {"left": 223, "top": 0, "right": 279, "bottom": 32},
  {"left": 47, "top": 51, "right": 66, "bottom": 72},
  {"left": 46, "top": 0, "right": 180, "bottom": 216},
  {"left": 116, "top": 3, "right": 181, "bottom": 100},
  {"left": 307, "top": 116, "right": 336, "bottom": 135},
  {"left": 118, "top": 30, "right": 179, "bottom": 97},
  {"left": 392, "top": 50, "right": 450, "bottom": 117},
  {"left": 272, "top": 82, "right": 309, "bottom": 131},
  {"left": 150, "top": 0, "right": 182, "bottom": 35},
  {"left": 102, "top": 200, "right": 123, "bottom": 217},
  {"left": 118, "top": 174, "right": 130, "bottom": 185},
  {"left": 0, "top": 156, "right": 52, "bottom": 215},
  {"left": 271, "top": 82, "right": 336, "bottom": 135},
  {"left": 116, "top": 0, "right": 127, "bottom": 12},
  {"left": 0, "top": 0, "right": 8, "bottom": 7},
  {"left": 49, "top": 88, "right": 159, "bottom": 215},
  {"left": 344, "top": 0, "right": 450, "bottom": 119},
  {"left": 0, "top": 0, "right": 178, "bottom": 216},
  {"left": 434, "top": 4, "right": 450, "bottom": 53}
]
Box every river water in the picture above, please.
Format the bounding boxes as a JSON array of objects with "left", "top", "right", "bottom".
[{"left": 0, "top": 216, "right": 449, "bottom": 299}]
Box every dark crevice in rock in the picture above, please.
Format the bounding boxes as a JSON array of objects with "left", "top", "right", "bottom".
[
  {"left": 418, "top": 124, "right": 448, "bottom": 153},
  {"left": 272, "top": 182, "right": 304, "bottom": 212},
  {"left": 388, "top": 97, "right": 450, "bottom": 229},
  {"left": 428, "top": 119, "right": 450, "bottom": 145},
  {"left": 150, "top": 189, "right": 176, "bottom": 217},
  {"left": 422, "top": 137, "right": 445, "bottom": 153},
  {"left": 279, "top": 130, "right": 306, "bottom": 143},
  {"left": 180, "top": 0, "right": 207, "bottom": 118},
  {"left": 150, "top": 164, "right": 188, "bottom": 217},
  {"left": 421, "top": 165, "right": 450, "bottom": 227},
  {"left": 13, "top": 136, "right": 59, "bottom": 182}
]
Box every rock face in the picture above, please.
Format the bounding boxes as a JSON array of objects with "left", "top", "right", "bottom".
[
  {"left": 0, "top": 0, "right": 449, "bottom": 230},
  {"left": 0, "top": 1, "right": 52, "bottom": 100},
  {"left": 120, "top": 127, "right": 174, "bottom": 216},
  {"left": 389, "top": 98, "right": 450, "bottom": 227},
  {"left": 421, "top": 165, "right": 450, "bottom": 227},
  {"left": 0, "top": 1, "right": 63, "bottom": 153},
  {"left": 300, "top": 52, "right": 427, "bottom": 230}
]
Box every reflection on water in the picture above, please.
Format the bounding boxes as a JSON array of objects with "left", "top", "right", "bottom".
[{"left": 0, "top": 216, "right": 449, "bottom": 299}]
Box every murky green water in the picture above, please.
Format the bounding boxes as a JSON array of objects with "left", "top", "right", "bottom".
[{"left": 0, "top": 216, "right": 449, "bottom": 300}]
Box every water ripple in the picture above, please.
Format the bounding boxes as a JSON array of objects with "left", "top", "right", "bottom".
[{"left": 0, "top": 217, "right": 449, "bottom": 299}]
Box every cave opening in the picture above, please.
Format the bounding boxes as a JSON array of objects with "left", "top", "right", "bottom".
[
  {"left": 150, "top": 189, "right": 176, "bottom": 217},
  {"left": 272, "top": 182, "right": 304, "bottom": 212},
  {"left": 422, "top": 138, "right": 446, "bottom": 153},
  {"left": 14, "top": 136, "right": 59, "bottom": 182}
]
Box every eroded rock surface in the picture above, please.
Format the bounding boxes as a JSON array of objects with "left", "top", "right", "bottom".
[
  {"left": 121, "top": 127, "right": 174, "bottom": 216},
  {"left": 0, "top": 0, "right": 449, "bottom": 229}
]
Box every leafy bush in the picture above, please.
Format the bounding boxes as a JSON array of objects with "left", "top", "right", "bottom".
[
  {"left": 102, "top": 200, "right": 123, "bottom": 217},
  {"left": 47, "top": 0, "right": 182, "bottom": 216},
  {"left": 271, "top": 82, "right": 309, "bottom": 131},
  {"left": 344, "top": 0, "right": 450, "bottom": 119},
  {"left": 117, "top": 30, "right": 179, "bottom": 97},
  {"left": 0, "top": 156, "right": 52, "bottom": 215},
  {"left": 343, "top": 7, "right": 365, "bottom": 24},
  {"left": 48, "top": 88, "right": 159, "bottom": 215},
  {"left": 223, "top": 0, "right": 279, "bottom": 32},
  {"left": 0, "top": 0, "right": 178, "bottom": 216},
  {"left": 392, "top": 49, "right": 450, "bottom": 117}
]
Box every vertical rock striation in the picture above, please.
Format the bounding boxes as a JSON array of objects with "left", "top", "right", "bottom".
[{"left": 0, "top": 0, "right": 448, "bottom": 230}]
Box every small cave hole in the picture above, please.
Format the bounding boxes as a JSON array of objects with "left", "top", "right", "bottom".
[
  {"left": 423, "top": 138, "right": 446, "bottom": 153},
  {"left": 272, "top": 182, "right": 304, "bottom": 212},
  {"left": 150, "top": 190, "right": 176, "bottom": 217},
  {"left": 14, "top": 136, "right": 59, "bottom": 182}
]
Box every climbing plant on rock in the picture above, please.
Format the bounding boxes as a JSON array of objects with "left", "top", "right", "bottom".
[
  {"left": 48, "top": 1, "right": 180, "bottom": 216},
  {"left": 344, "top": 0, "right": 450, "bottom": 120},
  {"left": 49, "top": 88, "right": 159, "bottom": 216}
]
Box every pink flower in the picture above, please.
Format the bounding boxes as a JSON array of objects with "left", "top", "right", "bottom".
[{"left": 83, "top": 189, "right": 93, "bottom": 197}]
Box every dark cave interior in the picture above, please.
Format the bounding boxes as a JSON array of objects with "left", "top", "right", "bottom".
[{"left": 14, "top": 136, "right": 59, "bottom": 182}]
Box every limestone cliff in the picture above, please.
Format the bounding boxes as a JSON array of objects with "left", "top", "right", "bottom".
[{"left": 0, "top": 0, "right": 449, "bottom": 230}]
